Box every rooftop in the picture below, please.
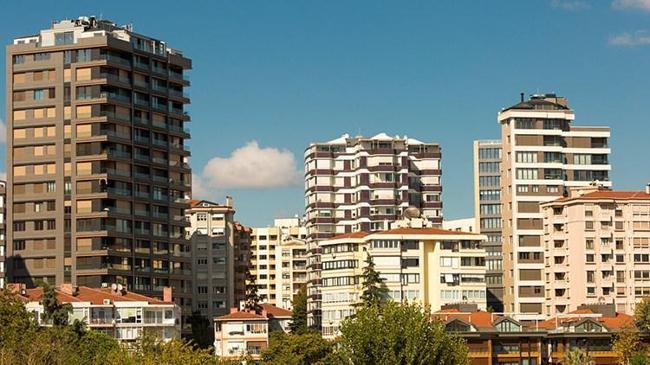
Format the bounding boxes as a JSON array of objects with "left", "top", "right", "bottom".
[
  {"left": 11, "top": 284, "right": 171, "bottom": 306},
  {"left": 12, "top": 16, "right": 184, "bottom": 57},
  {"left": 502, "top": 93, "right": 571, "bottom": 112},
  {"left": 215, "top": 304, "right": 292, "bottom": 321}
]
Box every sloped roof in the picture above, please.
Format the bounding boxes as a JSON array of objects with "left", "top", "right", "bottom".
[
  {"left": 554, "top": 190, "right": 650, "bottom": 203},
  {"left": 433, "top": 309, "right": 499, "bottom": 331},
  {"left": 260, "top": 303, "right": 292, "bottom": 318},
  {"left": 328, "top": 231, "right": 371, "bottom": 240},
  {"left": 19, "top": 286, "right": 169, "bottom": 305},
  {"left": 538, "top": 309, "right": 633, "bottom": 331}
]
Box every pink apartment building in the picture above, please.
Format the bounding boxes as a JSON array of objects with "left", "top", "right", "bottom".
[{"left": 541, "top": 185, "right": 650, "bottom": 316}]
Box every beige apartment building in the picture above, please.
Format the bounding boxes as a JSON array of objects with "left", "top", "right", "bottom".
[
  {"left": 250, "top": 218, "right": 308, "bottom": 310},
  {"left": 304, "top": 133, "right": 443, "bottom": 327},
  {"left": 5, "top": 17, "right": 192, "bottom": 311},
  {"left": 541, "top": 185, "right": 650, "bottom": 316},
  {"left": 498, "top": 94, "right": 611, "bottom": 322},
  {"left": 186, "top": 199, "right": 250, "bottom": 320},
  {"left": 319, "top": 218, "right": 487, "bottom": 338},
  {"left": 472, "top": 140, "right": 504, "bottom": 312},
  {"left": 14, "top": 282, "right": 181, "bottom": 342}
]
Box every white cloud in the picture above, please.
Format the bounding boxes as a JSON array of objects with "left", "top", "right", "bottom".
[
  {"left": 0, "top": 118, "right": 5, "bottom": 144},
  {"left": 613, "top": 0, "right": 650, "bottom": 10},
  {"left": 551, "top": 0, "right": 590, "bottom": 11},
  {"left": 197, "top": 141, "right": 302, "bottom": 191},
  {"left": 608, "top": 30, "right": 650, "bottom": 46}
]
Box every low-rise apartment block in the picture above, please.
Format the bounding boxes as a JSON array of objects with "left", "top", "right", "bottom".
[
  {"left": 251, "top": 218, "right": 308, "bottom": 309},
  {"left": 186, "top": 198, "right": 250, "bottom": 322},
  {"left": 319, "top": 218, "right": 487, "bottom": 338},
  {"left": 541, "top": 185, "right": 650, "bottom": 316},
  {"left": 438, "top": 303, "right": 633, "bottom": 365},
  {"left": 213, "top": 303, "right": 292, "bottom": 360},
  {"left": 12, "top": 282, "right": 180, "bottom": 342}
]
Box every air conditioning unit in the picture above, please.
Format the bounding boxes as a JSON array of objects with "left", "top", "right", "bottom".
[{"left": 103, "top": 299, "right": 111, "bottom": 305}]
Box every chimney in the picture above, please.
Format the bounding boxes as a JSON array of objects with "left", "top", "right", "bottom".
[
  {"left": 226, "top": 196, "right": 233, "bottom": 208},
  {"left": 646, "top": 184, "right": 650, "bottom": 195},
  {"left": 230, "top": 307, "right": 239, "bottom": 314},
  {"left": 520, "top": 92, "right": 524, "bottom": 102},
  {"left": 163, "top": 286, "right": 173, "bottom": 302}
]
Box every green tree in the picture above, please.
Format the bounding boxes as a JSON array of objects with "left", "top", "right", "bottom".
[
  {"left": 356, "top": 254, "right": 388, "bottom": 307},
  {"left": 40, "top": 282, "right": 72, "bottom": 326},
  {"left": 289, "top": 286, "right": 308, "bottom": 334},
  {"left": 613, "top": 325, "right": 641, "bottom": 365},
  {"left": 261, "top": 330, "right": 336, "bottom": 365},
  {"left": 630, "top": 352, "right": 650, "bottom": 365},
  {"left": 635, "top": 297, "right": 650, "bottom": 332},
  {"left": 244, "top": 265, "right": 261, "bottom": 311},
  {"left": 187, "top": 310, "right": 214, "bottom": 349},
  {"left": 337, "top": 301, "right": 469, "bottom": 365},
  {"left": 564, "top": 347, "right": 595, "bottom": 365}
]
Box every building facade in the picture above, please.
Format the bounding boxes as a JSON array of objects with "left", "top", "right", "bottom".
[
  {"left": 498, "top": 94, "right": 611, "bottom": 322},
  {"left": 5, "top": 17, "right": 192, "bottom": 310},
  {"left": 13, "top": 282, "right": 181, "bottom": 342},
  {"left": 319, "top": 219, "right": 486, "bottom": 338},
  {"left": 214, "top": 303, "right": 292, "bottom": 360},
  {"left": 473, "top": 140, "right": 504, "bottom": 312},
  {"left": 304, "top": 133, "right": 443, "bottom": 327},
  {"left": 186, "top": 199, "right": 250, "bottom": 321},
  {"left": 250, "top": 218, "right": 308, "bottom": 310},
  {"left": 541, "top": 186, "right": 650, "bottom": 316},
  {"left": 0, "top": 181, "right": 6, "bottom": 288}
]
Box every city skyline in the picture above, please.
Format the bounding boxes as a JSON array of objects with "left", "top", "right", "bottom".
[{"left": 1, "top": 1, "right": 650, "bottom": 227}]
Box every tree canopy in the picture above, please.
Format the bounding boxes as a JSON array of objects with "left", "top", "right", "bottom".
[
  {"left": 337, "top": 301, "right": 469, "bottom": 365},
  {"left": 289, "top": 285, "right": 308, "bottom": 334},
  {"left": 356, "top": 254, "right": 388, "bottom": 308}
]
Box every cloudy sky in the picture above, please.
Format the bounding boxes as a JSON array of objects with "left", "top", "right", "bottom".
[{"left": 1, "top": 0, "right": 650, "bottom": 226}]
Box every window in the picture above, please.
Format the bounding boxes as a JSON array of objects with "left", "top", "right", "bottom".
[
  {"left": 13, "top": 240, "right": 26, "bottom": 250},
  {"left": 516, "top": 152, "right": 537, "bottom": 163},
  {"left": 516, "top": 169, "right": 538, "bottom": 180},
  {"left": 55, "top": 32, "right": 74, "bottom": 45},
  {"left": 33, "top": 89, "right": 45, "bottom": 100},
  {"left": 13, "top": 55, "right": 25, "bottom": 64},
  {"left": 34, "top": 53, "right": 50, "bottom": 61},
  {"left": 574, "top": 154, "right": 593, "bottom": 165}
]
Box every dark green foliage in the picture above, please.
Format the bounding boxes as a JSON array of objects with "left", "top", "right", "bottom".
[
  {"left": 357, "top": 254, "right": 389, "bottom": 307},
  {"left": 187, "top": 310, "right": 214, "bottom": 349},
  {"left": 40, "top": 282, "right": 72, "bottom": 326},
  {"left": 289, "top": 286, "right": 308, "bottom": 334},
  {"left": 244, "top": 265, "right": 261, "bottom": 311}
]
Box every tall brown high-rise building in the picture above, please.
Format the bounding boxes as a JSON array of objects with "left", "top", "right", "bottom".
[
  {"left": 498, "top": 94, "right": 611, "bottom": 322},
  {"left": 5, "top": 17, "right": 192, "bottom": 311}
]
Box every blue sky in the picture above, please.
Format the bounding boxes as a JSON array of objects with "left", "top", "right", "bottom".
[{"left": 1, "top": 0, "right": 650, "bottom": 227}]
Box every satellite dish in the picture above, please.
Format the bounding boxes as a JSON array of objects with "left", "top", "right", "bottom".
[
  {"left": 403, "top": 207, "right": 421, "bottom": 219},
  {"left": 111, "top": 283, "right": 117, "bottom": 291},
  {"left": 117, "top": 284, "right": 123, "bottom": 292}
]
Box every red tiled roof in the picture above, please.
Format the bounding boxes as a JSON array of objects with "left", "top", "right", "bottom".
[
  {"left": 216, "top": 311, "right": 266, "bottom": 321},
  {"left": 19, "top": 286, "right": 170, "bottom": 305},
  {"left": 538, "top": 309, "right": 634, "bottom": 330},
  {"left": 433, "top": 310, "right": 500, "bottom": 330},
  {"left": 260, "top": 303, "right": 292, "bottom": 318},
  {"left": 553, "top": 190, "right": 650, "bottom": 203},
  {"left": 376, "top": 227, "right": 479, "bottom": 236}
]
